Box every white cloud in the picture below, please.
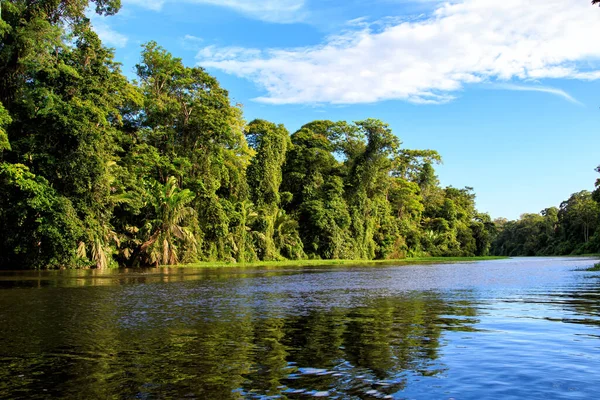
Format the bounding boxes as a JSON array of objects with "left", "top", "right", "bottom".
[
  {"left": 124, "top": 0, "right": 306, "bottom": 23},
  {"left": 493, "top": 84, "right": 582, "bottom": 106},
  {"left": 183, "top": 34, "right": 203, "bottom": 42},
  {"left": 194, "top": 0, "right": 600, "bottom": 105},
  {"left": 197, "top": 45, "right": 262, "bottom": 61},
  {"left": 91, "top": 17, "right": 129, "bottom": 48},
  {"left": 182, "top": 35, "right": 204, "bottom": 50}
]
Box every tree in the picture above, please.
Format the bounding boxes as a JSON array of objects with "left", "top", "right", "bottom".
[
  {"left": 1, "top": 8, "right": 137, "bottom": 268},
  {"left": 344, "top": 119, "right": 401, "bottom": 259},
  {"left": 0, "top": 163, "right": 82, "bottom": 269},
  {"left": 140, "top": 176, "right": 198, "bottom": 266},
  {"left": 393, "top": 149, "right": 442, "bottom": 182},
  {"left": 592, "top": 165, "right": 600, "bottom": 203},
  {"left": 281, "top": 121, "right": 353, "bottom": 259},
  {"left": 246, "top": 119, "right": 293, "bottom": 260},
  {"left": 565, "top": 191, "right": 598, "bottom": 244},
  {"left": 129, "top": 42, "right": 252, "bottom": 262},
  {"left": 0, "top": 0, "right": 121, "bottom": 106},
  {"left": 227, "top": 200, "right": 258, "bottom": 263},
  {"left": 273, "top": 209, "right": 305, "bottom": 260},
  {"left": 470, "top": 213, "right": 496, "bottom": 256},
  {"left": 0, "top": 103, "right": 11, "bottom": 153}
]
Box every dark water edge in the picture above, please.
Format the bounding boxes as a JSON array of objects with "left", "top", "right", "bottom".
[{"left": 0, "top": 257, "right": 599, "bottom": 399}]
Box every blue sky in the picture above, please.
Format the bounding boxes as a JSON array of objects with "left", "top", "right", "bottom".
[{"left": 92, "top": 0, "right": 600, "bottom": 220}]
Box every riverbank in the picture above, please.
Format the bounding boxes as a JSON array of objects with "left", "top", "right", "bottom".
[{"left": 179, "top": 256, "right": 508, "bottom": 269}]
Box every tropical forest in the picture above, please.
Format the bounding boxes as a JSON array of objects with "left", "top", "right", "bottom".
[{"left": 2, "top": 0, "right": 600, "bottom": 270}]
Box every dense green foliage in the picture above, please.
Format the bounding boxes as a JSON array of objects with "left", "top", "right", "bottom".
[
  {"left": 0, "top": 1, "right": 497, "bottom": 268},
  {"left": 492, "top": 184, "right": 600, "bottom": 256}
]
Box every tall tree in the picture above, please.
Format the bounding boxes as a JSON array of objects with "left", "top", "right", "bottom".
[
  {"left": 282, "top": 121, "right": 353, "bottom": 259},
  {"left": 128, "top": 42, "right": 252, "bottom": 262},
  {"left": 246, "top": 119, "right": 302, "bottom": 260},
  {"left": 0, "top": 0, "right": 121, "bottom": 106},
  {"left": 342, "top": 119, "right": 401, "bottom": 259}
]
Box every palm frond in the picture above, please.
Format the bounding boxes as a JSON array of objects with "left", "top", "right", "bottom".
[{"left": 77, "top": 241, "right": 87, "bottom": 259}]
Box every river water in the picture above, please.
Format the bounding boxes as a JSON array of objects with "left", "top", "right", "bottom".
[{"left": 0, "top": 257, "right": 599, "bottom": 399}]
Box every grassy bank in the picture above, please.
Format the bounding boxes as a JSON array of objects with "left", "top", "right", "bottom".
[{"left": 177, "top": 256, "right": 508, "bottom": 269}]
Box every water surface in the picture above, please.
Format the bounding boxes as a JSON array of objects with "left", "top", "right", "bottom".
[{"left": 1, "top": 257, "right": 599, "bottom": 399}]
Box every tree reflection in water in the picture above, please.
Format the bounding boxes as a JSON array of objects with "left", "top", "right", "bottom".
[{"left": 0, "top": 286, "right": 479, "bottom": 399}]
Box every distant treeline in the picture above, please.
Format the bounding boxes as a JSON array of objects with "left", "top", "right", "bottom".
[{"left": 491, "top": 182, "right": 600, "bottom": 256}]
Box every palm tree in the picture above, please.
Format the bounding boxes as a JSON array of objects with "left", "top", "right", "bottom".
[
  {"left": 140, "top": 176, "right": 198, "bottom": 266},
  {"left": 76, "top": 161, "right": 132, "bottom": 269},
  {"left": 77, "top": 225, "right": 119, "bottom": 269}
]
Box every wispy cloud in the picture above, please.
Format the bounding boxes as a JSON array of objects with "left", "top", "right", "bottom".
[
  {"left": 194, "top": 0, "right": 600, "bottom": 105},
  {"left": 197, "top": 45, "right": 262, "bottom": 61},
  {"left": 124, "top": 0, "right": 307, "bottom": 23},
  {"left": 494, "top": 84, "right": 583, "bottom": 105},
  {"left": 181, "top": 35, "right": 204, "bottom": 50},
  {"left": 90, "top": 16, "right": 129, "bottom": 48}
]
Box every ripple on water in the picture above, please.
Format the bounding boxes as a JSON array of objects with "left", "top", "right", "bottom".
[{"left": 0, "top": 257, "right": 599, "bottom": 399}]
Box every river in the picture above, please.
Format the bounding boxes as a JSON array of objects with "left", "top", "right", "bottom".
[{"left": 0, "top": 257, "right": 599, "bottom": 399}]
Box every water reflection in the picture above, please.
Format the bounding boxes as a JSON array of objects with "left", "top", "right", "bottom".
[
  {"left": 0, "top": 286, "right": 476, "bottom": 399},
  {"left": 0, "top": 258, "right": 599, "bottom": 399},
  {"left": 0, "top": 267, "right": 307, "bottom": 289}
]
